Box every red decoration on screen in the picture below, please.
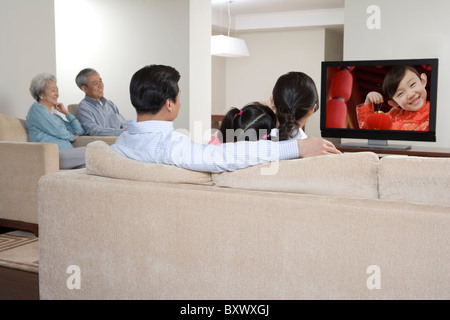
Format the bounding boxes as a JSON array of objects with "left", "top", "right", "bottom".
[
  {"left": 326, "top": 68, "right": 353, "bottom": 128},
  {"left": 326, "top": 99, "right": 348, "bottom": 128},
  {"left": 365, "top": 112, "right": 392, "bottom": 130},
  {"left": 330, "top": 70, "right": 353, "bottom": 101}
]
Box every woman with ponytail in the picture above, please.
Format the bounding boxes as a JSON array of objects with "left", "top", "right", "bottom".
[{"left": 271, "top": 72, "right": 319, "bottom": 141}]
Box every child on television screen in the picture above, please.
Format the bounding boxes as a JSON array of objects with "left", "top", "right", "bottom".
[
  {"left": 357, "top": 65, "right": 429, "bottom": 131},
  {"left": 209, "top": 102, "right": 277, "bottom": 145}
]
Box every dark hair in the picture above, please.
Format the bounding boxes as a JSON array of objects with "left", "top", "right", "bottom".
[
  {"left": 217, "top": 102, "right": 277, "bottom": 143},
  {"left": 272, "top": 72, "right": 319, "bottom": 141},
  {"left": 129, "top": 65, "right": 180, "bottom": 115},
  {"left": 382, "top": 65, "right": 421, "bottom": 100}
]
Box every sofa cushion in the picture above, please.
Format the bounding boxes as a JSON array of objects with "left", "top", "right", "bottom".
[
  {"left": 212, "top": 152, "right": 380, "bottom": 199},
  {"left": 86, "top": 141, "right": 213, "bottom": 186},
  {"left": 379, "top": 156, "right": 450, "bottom": 206},
  {"left": 0, "top": 113, "right": 28, "bottom": 142}
]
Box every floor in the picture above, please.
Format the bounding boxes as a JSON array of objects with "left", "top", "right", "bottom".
[{"left": 0, "top": 227, "right": 39, "bottom": 300}]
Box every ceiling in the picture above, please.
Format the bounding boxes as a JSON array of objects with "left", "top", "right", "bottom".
[
  {"left": 211, "top": 0, "right": 345, "bottom": 16},
  {"left": 211, "top": 0, "right": 345, "bottom": 32}
]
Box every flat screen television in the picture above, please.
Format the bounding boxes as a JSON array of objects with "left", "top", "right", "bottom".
[{"left": 320, "top": 58, "right": 438, "bottom": 150}]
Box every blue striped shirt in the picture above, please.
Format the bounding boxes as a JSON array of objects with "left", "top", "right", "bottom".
[{"left": 111, "top": 120, "right": 299, "bottom": 173}]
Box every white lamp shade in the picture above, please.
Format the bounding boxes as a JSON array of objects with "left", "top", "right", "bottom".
[{"left": 211, "top": 35, "right": 250, "bottom": 58}]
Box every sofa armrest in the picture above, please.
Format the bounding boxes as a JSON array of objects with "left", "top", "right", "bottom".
[
  {"left": 0, "top": 141, "right": 59, "bottom": 224},
  {"left": 72, "top": 135, "right": 117, "bottom": 147}
]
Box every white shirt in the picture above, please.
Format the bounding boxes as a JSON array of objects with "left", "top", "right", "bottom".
[
  {"left": 291, "top": 127, "right": 308, "bottom": 140},
  {"left": 269, "top": 127, "right": 307, "bottom": 141},
  {"left": 111, "top": 120, "right": 300, "bottom": 173}
]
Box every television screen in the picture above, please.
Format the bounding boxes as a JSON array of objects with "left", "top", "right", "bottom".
[{"left": 320, "top": 58, "right": 438, "bottom": 149}]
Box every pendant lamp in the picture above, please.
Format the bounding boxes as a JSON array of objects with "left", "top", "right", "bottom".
[{"left": 211, "top": 1, "right": 249, "bottom": 58}]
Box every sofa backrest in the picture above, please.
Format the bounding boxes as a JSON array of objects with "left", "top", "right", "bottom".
[
  {"left": 68, "top": 104, "right": 78, "bottom": 116},
  {"left": 0, "top": 113, "right": 28, "bottom": 142},
  {"left": 82, "top": 140, "right": 450, "bottom": 207},
  {"left": 212, "top": 152, "right": 380, "bottom": 200},
  {"left": 85, "top": 140, "right": 214, "bottom": 186},
  {"left": 378, "top": 155, "right": 450, "bottom": 206},
  {"left": 86, "top": 141, "right": 381, "bottom": 200}
]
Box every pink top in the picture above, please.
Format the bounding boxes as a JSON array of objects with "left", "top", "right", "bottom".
[{"left": 208, "top": 131, "right": 221, "bottom": 145}]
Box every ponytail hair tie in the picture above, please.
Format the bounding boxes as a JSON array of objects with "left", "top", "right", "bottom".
[
  {"left": 263, "top": 134, "right": 269, "bottom": 140},
  {"left": 238, "top": 110, "right": 243, "bottom": 115}
]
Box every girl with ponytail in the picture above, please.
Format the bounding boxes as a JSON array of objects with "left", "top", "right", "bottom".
[
  {"left": 209, "top": 102, "right": 277, "bottom": 145},
  {"left": 271, "top": 72, "right": 319, "bottom": 141}
]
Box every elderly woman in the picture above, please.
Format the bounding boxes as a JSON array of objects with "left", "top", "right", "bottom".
[{"left": 26, "top": 73, "right": 86, "bottom": 169}]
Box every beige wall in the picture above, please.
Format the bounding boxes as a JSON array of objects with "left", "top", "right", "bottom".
[
  {"left": 54, "top": 0, "right": 191, "bottom": 130},
  {"left": 189, "top": 0, "right": 212, "bottom": 142},
  {"left": 1, "top": 0, "right": 211, "bottom": 135},
  {"left": 344, "top": 0, "right": 450, "bottom": 148},
  {"left": 0, "top": 0, "right": 56, "bottom": 119},
  {"left": 212, "top": 56, "right": 227, "bottom": 116},
  {"left": 213, "top": 27, "right": 343, "bottom": 139}
]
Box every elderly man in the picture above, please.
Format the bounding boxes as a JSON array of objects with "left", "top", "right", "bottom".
[{"left": 75, "top": 68, "right": 127, "bottom": 136}]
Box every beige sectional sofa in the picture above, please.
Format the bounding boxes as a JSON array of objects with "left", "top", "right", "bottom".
[
  {"left": 38, "top": 141, "right": 450, "bottom": 299},
  {"left": 0, "top": 113, "right": 117, "bottom": 235}
]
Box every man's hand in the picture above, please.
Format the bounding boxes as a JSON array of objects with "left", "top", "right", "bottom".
[{"left": 297, "top": 137, "right": 341, "bottom": 158}]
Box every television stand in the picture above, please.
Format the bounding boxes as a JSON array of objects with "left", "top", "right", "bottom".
[
  {"left": 340, "top": 140, "right": 411, "bottom": 151},
  {"left": 337, "top": 144, "right": 450, "bottom": 158}
]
